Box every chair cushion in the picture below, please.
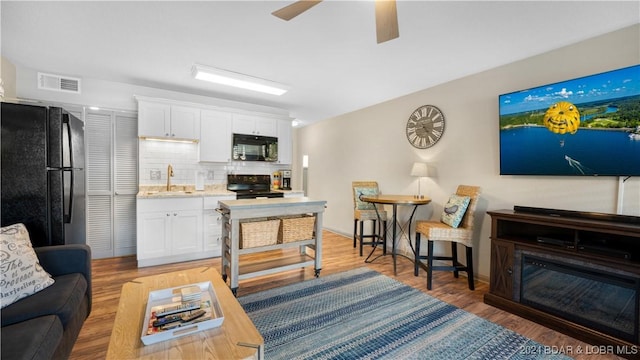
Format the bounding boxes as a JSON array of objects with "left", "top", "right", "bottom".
[
  {"left": 355, "top": 209, "right": 387, "bottom": 221},
  {"left": 1, "top": 315, "right": 63, "bottom": 360},
  {"left": 1, "top": 273, "right": 87, "bottom": 329},
  {"left": 440, "top": 194, "right": 471, "bottom": 228},
  {"left": 416, "top": 220, "right": 473, "bottom": 245},
  {"left": 353, "top": 187, "right": 377, "bottom": 210},
  {"left": 0, "top": 223, "right": 55, "bottom": 309}
]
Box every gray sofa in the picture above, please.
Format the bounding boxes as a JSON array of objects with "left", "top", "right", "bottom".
[{"left": 1, "top": 244, "right": 92, "bottom": 360}]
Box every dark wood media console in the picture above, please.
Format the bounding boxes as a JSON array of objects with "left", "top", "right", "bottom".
[{"left": 485, "top": 207, "right": 640, "bottom": 358}]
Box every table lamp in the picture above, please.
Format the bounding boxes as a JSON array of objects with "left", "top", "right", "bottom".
[{"left": 410, "top": 162, "right": 428, "bottom": 199}]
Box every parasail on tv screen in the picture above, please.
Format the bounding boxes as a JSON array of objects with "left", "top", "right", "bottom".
[{"left": 499, "top": 64, "right": 640, "bottom": 176}]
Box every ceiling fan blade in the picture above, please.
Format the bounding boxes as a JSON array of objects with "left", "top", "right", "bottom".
[
  {"left": 272, "top": 0, "right": 323, "bottom": 21},
  {"left": 375, "top": 0, "right": 399, "bottom": 44}
]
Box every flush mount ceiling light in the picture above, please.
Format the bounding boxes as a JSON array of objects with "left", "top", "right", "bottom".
[{"left": 192, "top": 64, "right": 289, "bottom": 96}]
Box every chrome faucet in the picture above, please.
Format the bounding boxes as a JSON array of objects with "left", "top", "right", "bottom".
[{"left": 167, "top": 164, "right": 174, "bottom": 191}]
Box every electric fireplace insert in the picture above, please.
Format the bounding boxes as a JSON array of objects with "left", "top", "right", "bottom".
[{"left": 520, "top": 252, "right": 639, "bottom": 343}]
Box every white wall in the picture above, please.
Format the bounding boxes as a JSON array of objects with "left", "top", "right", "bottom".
[
  {"left": 296, "top": 24, "right": 640, "bottom": 281},
  {"left": 1, "top": 56, "right": 17, "bottom": 99}
]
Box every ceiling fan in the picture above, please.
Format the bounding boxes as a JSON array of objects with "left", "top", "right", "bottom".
[{"left": 272, "top": 0, "right": 399, "bottom": 44}]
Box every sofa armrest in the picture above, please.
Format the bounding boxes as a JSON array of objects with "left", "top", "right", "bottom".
[{"left": 35, "top": 244, "right": 92, "bottom": 313}]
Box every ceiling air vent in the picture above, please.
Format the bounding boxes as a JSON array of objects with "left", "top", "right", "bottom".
[{"left": 37, "top": 72, "right": 81, "bottom": 94}]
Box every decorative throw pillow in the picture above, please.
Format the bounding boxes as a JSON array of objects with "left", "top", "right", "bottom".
[
  {"left": 1, "top": 223, "right": 55, "bottom": 308},
  {"left": 441, "top": 195, "right": 471, "bottom": 228},
  {"left": 353, "top": 187, "right": 378, "bottom": 210}
]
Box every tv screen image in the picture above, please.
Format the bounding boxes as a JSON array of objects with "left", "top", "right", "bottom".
[{"left": 499, "top": 64, "right": 640, "bottom": 176}]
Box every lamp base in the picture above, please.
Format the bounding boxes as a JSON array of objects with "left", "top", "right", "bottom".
[{"left": 413, "top": 195, "right": 425, "bottom": 199}]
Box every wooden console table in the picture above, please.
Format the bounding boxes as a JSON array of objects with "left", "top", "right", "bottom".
[
  {"left": 485, "top": 208, "right": 640, "bottom": 357},
  {"left": 218, "top": 197, "right": 326, "bottom": 295}
]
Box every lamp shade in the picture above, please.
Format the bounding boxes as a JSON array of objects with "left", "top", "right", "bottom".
[{"left": 410, "top": 162, "right": 428, "bottom": 177}]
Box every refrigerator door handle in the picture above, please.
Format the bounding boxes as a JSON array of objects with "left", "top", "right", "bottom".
[
  {"left": 64, "top": 169, "right": 74, "bottom": 223},
  {"left": 63, "top": 115, "right": 73, "bottom": 169}
]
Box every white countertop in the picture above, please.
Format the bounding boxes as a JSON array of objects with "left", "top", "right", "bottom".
[
  {"left": 218, "top": 197, "right": 326, "bottom": 219},
  {"left": 218, "top": 197, "right": 325, "bottom": 209},
  {"left": 136, "top": 184, "right": 304, "bottom": 199}
]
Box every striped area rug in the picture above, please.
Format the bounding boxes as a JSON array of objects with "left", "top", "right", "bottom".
[{"left": 238, "top": 268, "right": 570, "bottom": 360}]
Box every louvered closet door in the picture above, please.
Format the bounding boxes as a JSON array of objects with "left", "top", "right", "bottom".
[
  {"left": 86, "top": 110, "right": 114, "bottom": 258},
  {"left": 85, "top": 109, "right": 138, "bottom": 258},
  {"left": 114, "top": 113, "right": 138, "bottom": 256}
]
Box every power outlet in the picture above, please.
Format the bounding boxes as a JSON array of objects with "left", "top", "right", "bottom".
[{"left": 150, "top": 170, "right": 161, "bottom": 180}]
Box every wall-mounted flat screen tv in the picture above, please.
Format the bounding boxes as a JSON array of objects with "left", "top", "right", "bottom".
[{"left": 499, "top": 64, "right": 640, "bottom": 176}]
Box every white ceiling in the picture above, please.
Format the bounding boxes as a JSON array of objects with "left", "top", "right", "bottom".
[{"left": 2, "top": 1, "right": 639, "bottom": 126}]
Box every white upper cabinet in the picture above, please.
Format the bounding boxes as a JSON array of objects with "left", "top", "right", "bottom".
[
  {"left": 138, "top": 101, "right": 170, "bottom": 138},
  {"left": 200, "top": 110, "right": 232, "bottom": 162},
  {"left": 170, "top": 106, "right": 201, "bottom": 139},
  {"left": 138, "top": 100, "right": 200, "bottom": 140},
  {"left": 232, "top": 114, "right": 277, "bottom": 136},
  {"left": 136, "top": 96, "right": 292, "bottom": 164},
  {"left": 277, "top": 119, "right": 292, "bottom": 164}
]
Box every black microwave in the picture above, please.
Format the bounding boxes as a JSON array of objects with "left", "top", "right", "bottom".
[{"left": 232, "top": 133, "right": 278, "bottom": 161}]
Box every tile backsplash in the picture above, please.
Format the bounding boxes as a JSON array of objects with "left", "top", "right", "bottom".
[{"left": 139, "top": 140, "right": 283, "bottom": 186}]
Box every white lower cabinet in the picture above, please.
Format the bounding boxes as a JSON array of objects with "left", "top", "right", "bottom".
[
  {"left": 137, "top": 197, "right": 204, "bottom": 267},
  {"left": 138, "top": 211, "right": 171, "bottom": 259},
  {"left": 170, "top": 209, "right": 203, "bottom": 255}
]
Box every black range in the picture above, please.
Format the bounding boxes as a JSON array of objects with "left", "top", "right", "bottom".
[{"left": 227, "top": 174, "right": 284, "bottom": 199}]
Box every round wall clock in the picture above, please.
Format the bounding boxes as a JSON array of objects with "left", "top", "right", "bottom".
[{"left": 405, "top": 105, "right": 445, "bottom": 149}]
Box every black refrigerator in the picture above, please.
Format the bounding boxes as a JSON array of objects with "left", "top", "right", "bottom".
[{"left": 1, "top": 102, "right": 86, "bottom": 247}]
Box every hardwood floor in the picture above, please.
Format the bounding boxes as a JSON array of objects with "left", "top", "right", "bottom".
[{"left": 70, "top": 230, "right": 620, "bottom": 359}]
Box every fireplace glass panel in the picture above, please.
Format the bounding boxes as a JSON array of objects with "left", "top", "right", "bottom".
[{"left": 521, "top": 255, "right": 638, "bottom": 342}]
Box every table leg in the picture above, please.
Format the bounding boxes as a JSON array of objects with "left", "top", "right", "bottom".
[
  {"left": 392, "top": 204, "right": 398, "bottom": 275},
  {"left": 230, "top": 219, "right": 240, "bottom": 293},
  {"left": 364, "top": 202, "right": 386, "bottom": 263},
  {"left": 392, "top": 204, "right": 420, "bottom": 275},
  {"left": 314, "top": 211, "right": 323, "bottom": 277}
]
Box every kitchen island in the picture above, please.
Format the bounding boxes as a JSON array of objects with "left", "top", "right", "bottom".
[{"left": 218, "top": 197, "right": 326, "bottom": 295}]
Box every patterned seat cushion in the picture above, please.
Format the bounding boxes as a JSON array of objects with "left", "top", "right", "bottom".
[{"left": 0, "top": 224, "right": 55, "bottom": 309}]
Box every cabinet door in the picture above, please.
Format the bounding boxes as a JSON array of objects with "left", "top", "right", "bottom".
[
  {"left": 232, "top": 114, "right": 277, "bottom": 136},
  {"left": 138, "top": 101, "right": 170, "bottom": 137},
  {"left": 170, "top": 106, "right": 200, "bottom": 140},
  {"left": 232, "top": 114, "right": 256, "bottom": 135},
  {"left": 138, "top": 212, "right": 171, "bottom": 259},
  {"left": 277, "top": 119, "right": 292, "bottom": 164},
  {"left": 200, "top": 110, "right": 232, "bottom": 162},
  {"left": 114, "top": 113, "right": 138, "bottom": 257},
  {"left": 489, "top": 239, "right": 515, "bottom": 299},
  {"left": 254, "top": 117, "right": 277, "bottom": 136},
  {"left": 171, "top": 209, "right": 203, "bottom": 255}
]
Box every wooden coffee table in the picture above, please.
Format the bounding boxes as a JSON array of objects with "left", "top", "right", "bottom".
[{"left": 106, "top": 267, "right": 263, "bottom": 359}]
